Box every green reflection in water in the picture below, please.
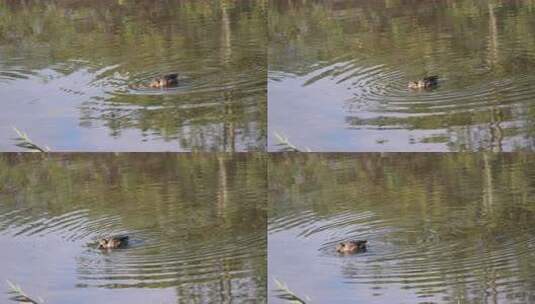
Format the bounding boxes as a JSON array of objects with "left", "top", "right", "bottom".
[
  {"left": 269, "top": 153, "right": 535, "bottom": 303},
  {"left": 0, "top": 0, "right": 266, "bottom": 151},
  {"left": 0, "top": 153, "right": 266, "bottom": 303},
  {"left": 269, "top": 0, "right": 535, "bottom": 151}
]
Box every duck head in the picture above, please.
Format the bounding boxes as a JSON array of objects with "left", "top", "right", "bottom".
[
  {"left": 336, "top": 240, "right": 367, "bottom": 254},
  {"left": 149, "top": 74, "right": 178, "bottom": 88},
  {"left": 98, "top": 236, "right": 128, "bottom": 249}
]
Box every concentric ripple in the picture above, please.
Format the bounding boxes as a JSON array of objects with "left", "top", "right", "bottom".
[
  {"left": 269, "top": 154, "right": 535, "bottom": 303},
  {"left": 76, "top": 231, "right": 265, "bottom": 289},
  {"left": 0, "top": 205, "right": 265, "bottom": 296},
  {"left": 269, "top": 0, "right": 535, "bottom": 151},
  {"left": 0, "top": 154, "right": 266, "bottom": 303},
  {"left": 0, "top": 0, "right": 266, "bottom": 151}
]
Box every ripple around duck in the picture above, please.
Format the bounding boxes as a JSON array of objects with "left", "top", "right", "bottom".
[
  {"left": 92, "top": 24, "right": 266, "bottom": 99},
  {"left": 119, "top": 68, "right": 264, "bottom": 99},
  {"left": 76, "top": 230, "right": 265, "bottom": 288},
  {"left": 270, "top": 204, "right": 535, "bottom": 297},
  {"left": 0, "top": 203, "right": 265, "bottom": 289},
  {"left": 297, "top": 53, "right": 535, "bottom": 131}
]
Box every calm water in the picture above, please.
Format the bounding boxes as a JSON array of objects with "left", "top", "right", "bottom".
[
  {"left": 0, "top": 0, "right": 266, "bottom": 151},
  {"left": 0, "top": 154, "right": 266, "bottom": 303},
  {"left": 269, "top": 154, "right": 535, "bottom": 303},
  {"left": 269, "top": 0, "right": 535, "bottom": 152}
]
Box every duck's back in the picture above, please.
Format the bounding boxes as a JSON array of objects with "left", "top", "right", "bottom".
[
  {"left": 424, "top": 75, "right": 439, "bottom": 82},
  {"left": 165, "top": 73, "right": 178, "bottom": 81}
]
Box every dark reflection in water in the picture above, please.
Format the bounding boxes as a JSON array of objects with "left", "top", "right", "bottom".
[
  {"left": 0, "top": 153, "right": 266, "bottom": 303},
  {"left": 268, "top": 153, "right": 535, "bottom": 303},
  {"left": 269, "top": 0, "right": 535, "bottom": 151},
  {"left": 0, "top": 0, "right": 266, "bottom": 151}
]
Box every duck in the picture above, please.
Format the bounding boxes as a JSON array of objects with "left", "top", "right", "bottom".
[
  {"left": 149, "top": 73, "right": 179, "bottom": 88},
  {"left": 336, "top": 240, "right": 367, "bottom": 254},
  {"left": 408, "top": 75, "right": 439, "bottom": 90},
  {"left": 98, "top": 235, "right": 129, "bottom": 249}
]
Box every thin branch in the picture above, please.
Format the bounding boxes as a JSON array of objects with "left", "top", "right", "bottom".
[
  {"left": 6, "top": 280, "right": 44, "bottom": 304},
  {"left": 273, "top": 132, "right": 311, "bottom": 152},
  {"left": 12, "top": 127, "right": 50, "bottom": 152},
  {"left": 273, "top": 278, "right": 310, "bottom": 304}
]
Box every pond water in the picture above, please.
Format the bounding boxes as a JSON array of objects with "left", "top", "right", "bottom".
[
  {"left": 0, "top": 153, "right": 266, "bottom": 303},
  {"left": 269, "top": 0, "right": 535, "bottom": 152},
  {"left": 268, "top": 154, "right": 535, "bottom": 303},
  {"left": 0, "top": 0, "right": 266, "bottom": 151}
]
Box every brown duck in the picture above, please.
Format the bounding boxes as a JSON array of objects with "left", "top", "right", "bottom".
[
  {"left": 149, "top": 73, "right": 179, "bottom": 88},
  {"left": 408, "top": 75, "right": 439, "bottom": 90},
  {"left": 336, "top": 240, "right": 367, "bottom": 254},
  {"left": 98, "top": 235, "right": 129, "bottom": 249}
]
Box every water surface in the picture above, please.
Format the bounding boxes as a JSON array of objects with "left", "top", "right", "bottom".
[
  {"left": 0, "top": 0, "right": 266, "bottom": 151},
  {"left": 269, "top": 0, "right": 535, "bottom": 151},
  {"left": 269, "top": 153, "right": 535, "bottom": 303},
  {"left": 0, "top": 153, "right": 266, "bottom": 303}
]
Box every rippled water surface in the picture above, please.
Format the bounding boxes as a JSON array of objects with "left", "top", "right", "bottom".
[
  {"left": 268, "top": 154, "right": 535, "bottom": 303},
  {"left": 0, "top": 154, "right": 266, "bottom": 303},
  {"left": 0, "top": 0, "right": 266, "bottom": 151},
  {"left": 269, "top": 0, "right": 535, "bottom": 151}
]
